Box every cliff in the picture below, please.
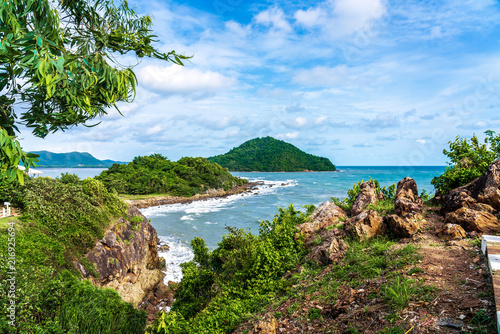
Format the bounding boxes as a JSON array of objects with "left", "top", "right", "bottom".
[{"left": 75, "top": 207, "right": 173, "bottom": 320}]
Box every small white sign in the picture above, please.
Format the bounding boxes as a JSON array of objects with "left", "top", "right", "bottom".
[{"left": 4, "top": 202, "right": 10, "bottom": 206}]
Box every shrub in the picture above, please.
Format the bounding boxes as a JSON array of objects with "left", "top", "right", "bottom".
[{"left": 148, "top": 205, "right": 307, "bottom": 334}]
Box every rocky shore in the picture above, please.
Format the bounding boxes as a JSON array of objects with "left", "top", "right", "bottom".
[{"left": 126, "top": 181, "right": 262, "bottom": 209}]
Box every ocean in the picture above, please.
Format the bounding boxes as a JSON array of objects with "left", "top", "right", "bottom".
[{"left": 138, "top": 166, "right": 446, "bottom": 283}]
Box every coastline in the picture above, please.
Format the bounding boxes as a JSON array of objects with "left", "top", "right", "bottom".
[{"left": 126, "top": 181, "right": 263, "bottom": 209}]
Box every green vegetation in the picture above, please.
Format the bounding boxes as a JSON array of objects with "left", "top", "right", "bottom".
[
  {"left": 0, "top": 0, "right": 188, "bottom": 183},
  {"left": 96, "top": 154, "right": 247, "bottom": 196},
  {"left": 0, "top": 177, "right": 146, "bottom": 333},
  {"left": 331, "top": 179, "right": 396, "bottom": 213},
  {"left": 31, "top": 151, "right": 126, "bottom": 168},
  {"left": 431, "top": 130, "right": 500, "bottom": 194},
  {"left": 208, "top": 137, "right": 336, "bottom": 172}
]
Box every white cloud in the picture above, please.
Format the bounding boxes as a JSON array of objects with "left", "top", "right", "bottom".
[
  {"left": 146, "top": 124, "right": 164, "bottom": 136},
  {"left": 294, "top": 0, "right": 387, "bottom": 38},
  {"left": 416, "top": 139, "right": 427, "bottom": 144},
  {"left": 276, "top": 132, "right": 299, "bottom": 139},
  {"left": 255, "top": 7, "right": 292, "bottom": 32},
  {"left": 138, "top": 65, "right": 237, "bottom": 96}
]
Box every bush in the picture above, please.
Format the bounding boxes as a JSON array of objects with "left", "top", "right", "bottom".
[
  {"left": 148, "top": 205, "right": 307, "bottom": 334},
  {"left": 431, "top": 130, "right": 500, "bottom": 194}
]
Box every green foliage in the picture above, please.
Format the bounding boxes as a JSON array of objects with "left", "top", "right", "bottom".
[
  {"left": 13, "top": 177, "right": 126, "bottom": 268},
  {"left": 431, "top": 131, "right": 500, "bottom": 194},
  {"left": 96, "top": 154, "right": 247, "bottom": 196},
  {"left": 382, "top": 277, "right": 416, "bottom": 311},
  {"left": 0, "top": 0, "right": 189, "bottom": 183},
  {"left": 0, "top": 175, "right": 145, "bottom": 333},
  {"left": 148, "top": 205, "right": 306, "bottom": 334},
  {"left": 366, "top": 200, "right": 395, "bottom": 216},
  {"left": 331, "top": 179, "right": 395, "bottom": 212},
  {"left": 57, "top": 172, "right": 81, "bottom": 184},
  {"left": 208, "top": 136, "right": 336, "bottom": 172}
]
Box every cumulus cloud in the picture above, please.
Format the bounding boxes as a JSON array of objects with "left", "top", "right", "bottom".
[
  {"left": 294, "top": 0, "right": 387, "bottom": 39},
  {"left": 138, "top": 65, "right": 236, "bottom": 97},
  {"left": 353, "top": 141, "right": 375, "bottom": 148},
  {"left": 255, "top": 7, "right": 292, "bottom": 32}
]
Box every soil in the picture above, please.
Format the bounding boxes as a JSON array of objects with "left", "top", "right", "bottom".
[{"left": 234, "top": 205, "right": 497, "bottom": 334}]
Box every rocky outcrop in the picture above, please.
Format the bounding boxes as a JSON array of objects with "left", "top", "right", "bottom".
[
  {"left": 297, "top": 201, "right": 347, "bottom": 240},
  {"left": 442, "top": 159, "right": 500, "bottom": 214},
  {"left": 384, "top": 214, "right": 421, "bottom": 238},
  {"left": 437, "top": 223, "right": 467, "bottom": 241},
  {"left": 351, "top": 181, "right": 378, "bottom": 216},
  {"left": 345, "top": 210, "right": 385, "bottom": 241},
  {"left": 394, "top": 177, "right": 423, "bottom": 217},
  {"left": 77, "top": 207, "right": 166, "bottom": 308},
  {"left": 444, "top": 207, "right": 500, "bottom": 234}
]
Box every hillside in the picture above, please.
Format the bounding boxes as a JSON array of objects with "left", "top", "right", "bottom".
[
  {"left": 95, "top": 154, "right": 248, "bottom": 196},
  {"left": 208, "top": 137, "right": 336, "bottom": 172},
  {"left": 31, "top": 150, "right": 126, "bottom": 167}
]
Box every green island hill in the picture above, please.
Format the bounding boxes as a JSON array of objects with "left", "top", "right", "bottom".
[{"left": 207, "top": 136, "right": 337, "bottom": 172}]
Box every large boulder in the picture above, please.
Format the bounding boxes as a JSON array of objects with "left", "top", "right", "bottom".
[
  {"left": 437, "top": 223, "right": 467, "bottom": 241},
  {"left": 384, "top": 214, "right": 420, "bottom": 238},
  {"left": 297, "top": 201, "right": 347, "bottom": 240},
  {"left": 394, "top": 177, "right": 423, "bottom": 217},
  {"left": 351, "top": 181, "right": 378, "bottom": 216},
  {"left": 442, "top": 159, "right": 500, "bottom": 214},
  {"left": 345, "top": 210, "right": 385, "bottom": 240},
  {"left": 445, "top": 207, "right": 500, "bottom": 234}
]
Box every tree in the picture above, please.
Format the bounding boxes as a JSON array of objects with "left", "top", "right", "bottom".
[
  {"left": 431, "top": 130, "right": 500, "bottom": 194},
  {"left": 0, "top": 0, "right": 189, "bottom": 183}
]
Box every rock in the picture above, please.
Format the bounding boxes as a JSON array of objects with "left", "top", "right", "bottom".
[
  {"left": 253, "top": 313, "right": 278, "bottom": 334},
  {"left": 384, "top": 215, "right": 420, "bottom": 238},
  {"left": 74, "top": 261, "right": 89, "bottom": 278},
  {"left": 460, "top": 297, "right": 481, "bottom": 309},
  {"left": 86, "top": 207, "right": 165, "bottom": 306},
  {"left": 345, "top": 210, "right": 385, "bottom": 240},
  {"left": 297, "top": 201, "right": 347, "bottom": 239},
  {"left": 437, "top": 223, "right": 467, "bottom": 241},
  {"left": 442, "top": 159, "right": 500, "bottom": 213},
  {"left": 306, "top": 236, "right": 348, "bottom": 265},
  {"left": 445, "top": 207, "right": 500, "bottom": 234},
  {"left": 471, "top": 203, "right": 496, "bottom": 214},
  {"left": 377, "top": 192, "right": 385, "bottom": 201},
  {"left": 394, "top": 177, "right": 423, "bottom": 217},
  {"left": 351, "top": 181, "right": 378, "bottom": 216},
  {"left": 328, "top": 237, "right": 348, "bottom": 263},
  {"left": 159, "top": 244, "right": 170, "bottom": 252}
]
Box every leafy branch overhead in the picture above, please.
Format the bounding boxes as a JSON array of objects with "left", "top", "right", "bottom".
[{"left": 0, "top": 0, "right": 190, "bottom": 183}]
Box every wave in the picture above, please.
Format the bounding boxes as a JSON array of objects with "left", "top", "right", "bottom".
[
  {"left": 158, "top": 235, "right": 194, "bottom": 283},
  {"left": 140, "top": 179, "right": 297, "bottom": 216}
]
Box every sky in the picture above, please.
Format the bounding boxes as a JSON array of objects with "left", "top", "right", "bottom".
[{"left": 19, "top": 0, "right": 500, "bottom": 166}]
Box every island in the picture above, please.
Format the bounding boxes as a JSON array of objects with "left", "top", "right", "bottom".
[
  {"left": 31, "top": 150, "right": 127, "bottom": 167},
  {"left": 207, "top": 136, "right": 337, "bottom": 172}
]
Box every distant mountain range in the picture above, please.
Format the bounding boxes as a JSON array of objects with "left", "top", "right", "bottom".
[
  {"left": 30, "top": 151, "right": 127, "bottom": 168},
  {"left": 208, "top": 137, "right": 336, "bottom": 172}
]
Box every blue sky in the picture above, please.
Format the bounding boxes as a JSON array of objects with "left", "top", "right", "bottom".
[{"left": 22, "top": 0, "right": 500, "bottom": 165}]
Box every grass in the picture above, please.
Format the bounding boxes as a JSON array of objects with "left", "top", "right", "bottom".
[
  {"left": 0, "top": 216, "right": 22, "bottom": 231},
  {"left": 366, "top": 200, "right": 395, "bottom": 216}
]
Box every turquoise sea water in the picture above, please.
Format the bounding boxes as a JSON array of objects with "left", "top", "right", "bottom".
[{"left": 138, "top": 166, "right": 445, "bottom": 282}]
